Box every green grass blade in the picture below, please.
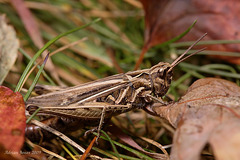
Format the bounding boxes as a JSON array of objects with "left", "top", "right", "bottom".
[
  {"left": 180, "top": 63, "right": 240, "bottom": 79},
  {"left": 61, "top": 143, "right": 77, "bottom": 160},
  {"left": 172, "top": 39, "right": 240, "bottom": 47},
  {"left": 108, "top": 151, "right": 141, "bottom": 160},
  {"left": 101, "top": 130, "right": 121, "bottom": 160},
  {"left": 91, "top": 146, "right": 119, "bottom": 159},
  {"left": 176, "top": 49, "right": 240, "bottom": 57},
  {"left": 156, "top": 20, "right": 197, "bottom": 48},
  {"left": 24, "top": 53, "right": 49, "bottom": 101},
  {"left": 96, "top": 133, "right": 155, "bottom": 160},
  {"left": 18, "top": 48, "right": 56, "bottom": 85},
  {"left": 26, "top": 107, "right": 41, "bottom": 124}
]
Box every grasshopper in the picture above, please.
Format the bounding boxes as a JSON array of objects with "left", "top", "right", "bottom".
[{"left": 26, "top": 33, "right": 206, "bottom": 141}]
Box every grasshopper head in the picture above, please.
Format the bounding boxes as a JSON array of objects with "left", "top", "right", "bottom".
[
  {"left": 149, "top": 62, "right": 173, "bottom": 97},
  {"left": 149, "top": 33, "right": 207, "bottom": 97}
]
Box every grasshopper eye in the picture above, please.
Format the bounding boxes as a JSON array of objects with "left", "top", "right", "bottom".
[
  {"left": 157, "top": 67, "right": 167, "bottom": 79},
  {"left": 164, "top": 67, "right": 173, "bottom": 86},
  {"left": 162, "top": 67, "right": 170, "bottom": 77},
  {"left": 158, "top": 70, "right": 164, "bottom": 79},
  {"left": 167, "top": 70, "right": 173, "bottom": 83}
]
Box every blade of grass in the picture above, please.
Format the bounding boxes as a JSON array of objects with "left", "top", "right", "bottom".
[
  {"left": 109, "top": 140, "right": 154, "bottom": 160},
  {"left": 15, "top": 18, "right": 101, "bottom": 92},
  {"left": 180, "top": 62, "right": 240, "bottom": 79},
  {"left": 134, "top": 20, "right": 197, "bottom": 70},
  {"left": 140, "top": 136, "right": 169, "bottom": 156},
  {"left": 52, "top": 53, "right": 100, "bottom": 80},
  {"left": 26, "top": 107, "right": 41, "bottom": 124},
  {"left": 156, "top": 20, "right": 197, "bottom": 48},
  {"left": 90, "top": 146, "right": 120, "bottom": 160},
  {"left": 108, "top": 151, "right": 141, "bottom": 160},
  {"left": 24, "top": 53, "right": 49, "bottom": 101},
  {"left": 65, "top": 143, "right": 80, "bottom": 156},
  {"left": 170, "top": 71, "right": 204, "bottom": 93},
  {"left": 19, "top": 48, "right": 55, "bottom": 85},
  {"left": 171, "top": 73, "right": 192, "bottom": 89},
  {"left": 181, "top": 68, "right": 205, "bottom": 79},
  {"left": 93, "top": 133, "right": 154, "bottom": 160},
  {"left": 172, "top": 39, "right": 240, "bottom": 47},
  {"left": 201, "top": 64, "right": 238, "bottom": 73},
  {"left": 176, "top": 49, "right": 240, "bottom": 57},
  {"left": 61, "top": 143, "right": 77, "bottom": 160},
  {"left": 101, "top": 130, "right": 121, "bottom": 160},
  {"left": 201, "top": 64, "right": 239, "bottom": 85}
]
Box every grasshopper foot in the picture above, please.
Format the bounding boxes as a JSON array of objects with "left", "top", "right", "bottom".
[{"left": 84, "top": 127, "right": 101, "bottom": 144}]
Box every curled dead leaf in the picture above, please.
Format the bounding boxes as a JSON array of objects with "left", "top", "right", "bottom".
[{"left": 153, "top": 78, "right": 240, "bottom": 160}]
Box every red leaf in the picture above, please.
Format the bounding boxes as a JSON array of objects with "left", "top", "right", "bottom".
[
  {"left": 140, "top": 0, "right": 240, "bottom": 64},
  {"left": 0, "top": 86, "right": 26, "bottom": 159}
]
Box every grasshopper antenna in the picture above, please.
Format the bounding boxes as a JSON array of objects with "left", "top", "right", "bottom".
[
  {"left": 169, "top": 33, "right": 207, "bottom": 72},
  {"left": 170, "top": 47, "right": 206, "bottom": 70}
]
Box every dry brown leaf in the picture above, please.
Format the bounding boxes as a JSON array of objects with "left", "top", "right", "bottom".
[
  {"left": 153, "top": 78, "right": 240, "bottom": 160},
  {"left": 0, "top": 15, "right": 19, "bottom": 85},
  {"left": 139, "top": 0, "right": 240, "bottom": 64}
]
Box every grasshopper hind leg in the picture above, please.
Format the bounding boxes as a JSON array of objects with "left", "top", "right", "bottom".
[
  {"left": 96, "top": 106, "right": 106, "bottom": 142},
  {"left": 84, "top": 106, "right": 110, "bottom": 144}
]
